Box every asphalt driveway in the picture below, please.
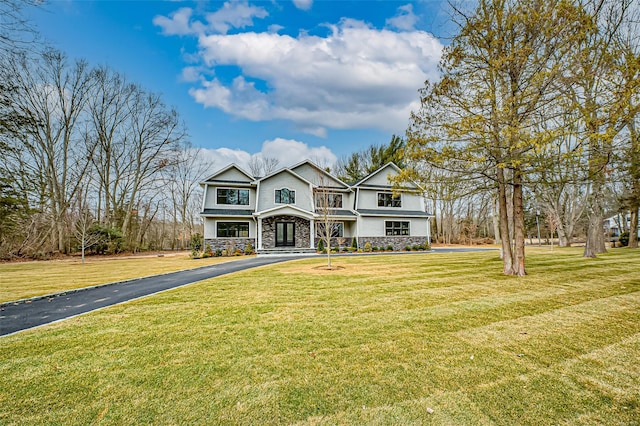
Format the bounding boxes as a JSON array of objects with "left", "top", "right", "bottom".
[{"left": 0, "top": 255, "right": 307, "bottom": 337}]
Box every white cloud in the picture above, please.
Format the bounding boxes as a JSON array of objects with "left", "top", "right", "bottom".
[
  {"left": 386, "top": 4, "right": 419, "bottom": 31},
  {"left": 156, "top": 3, "right": 442, "bottom": 136},
  {"left": 153, "top": 1, "right": 268, "bottom": 36},
  {"left": 204, "top": 1, "right": 268, "bottom": 34},
  {"left": 200, "top": 138, "right": 337, "bottom": 172},
  {"left": 153, "top": 7, "right": 194, "bottom": 35},
  {"left": 292, "top": 0, "right": 313, "bottom": 11}
]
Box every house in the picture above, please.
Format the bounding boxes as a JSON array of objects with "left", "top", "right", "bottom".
[
  {"left": 604, "top": 212, "right": 640, "bottom": 238},
  {"left": 199, "top": 160, "right": 432, "bottom": 254}
]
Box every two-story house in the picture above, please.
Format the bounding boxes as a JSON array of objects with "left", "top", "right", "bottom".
[{"left": 200, "top": 160, "right": 432, "bottom": 254}]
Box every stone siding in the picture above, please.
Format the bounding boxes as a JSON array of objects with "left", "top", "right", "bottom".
[
  {"left": 357, "top": 236, "right": 429, "bottom": 251},
  {"left": 204, "top": 238, "right": 255, "bottom": 253},
  {"left": 261, "top": 215, "right": 311, "bottom": 249}
]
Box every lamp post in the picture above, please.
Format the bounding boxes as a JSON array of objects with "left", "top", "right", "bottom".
[{"left": 536, "top": 209, "right": 541, "bottom": 247}]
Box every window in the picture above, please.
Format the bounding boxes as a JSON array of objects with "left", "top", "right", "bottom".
[
  {"left": 315, "top": 192, "right": 343, "bottom": 208},
  {"left": 216, "top": 222, "right": 250, "bottom": 238},
  {"left": 385, "top": 221, "right": 409, "bottom": 236},
  {"left": 378, "top": 192, "right": 401, "bottom": 207},
  {"left": 275, "top": 188, "right": 295, "bottom": 204},
  {"left": 316, "top": 222, "right": 344, "bottom": 238},
  {"left": 217, "top": 188, "right": 249, "bottom": 205}
]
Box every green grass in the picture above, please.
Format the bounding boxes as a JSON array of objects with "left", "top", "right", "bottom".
[
  {"left": 1, "top": 248, "right": 639, "bottom": 425},
  {"left": 0, "top": 253, "right": 250, "bottom": 303}
]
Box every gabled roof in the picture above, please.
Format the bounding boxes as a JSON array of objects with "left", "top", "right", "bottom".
[
  {"left": 255, "top": 166, "right": 313, "bottom": 186},
  {"left": 201, "top": 163, "right": 255, "bottom": 185},
  {"left": 290, "top": 160, "right": 351, "bottom": 190},
  {"left": 351, "top": 162, "right": 402, "bottom": 187},
  {"left": 255, "top": 204, "right": 315, "bottom": 220},
  {"left": 351, "top": 162, "right": 421, "bottom": 191}
]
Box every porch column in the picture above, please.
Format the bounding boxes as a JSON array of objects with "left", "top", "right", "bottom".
[
  {"left": 309, "top": 218, "right": 315, "bottom": 249},
  {"left": 257, "top": 217, "right": 263, "bottom": 250}
]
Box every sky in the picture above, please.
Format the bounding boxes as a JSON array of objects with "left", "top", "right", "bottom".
[{"left": 28, "top": 0, "right": 455, "bottom": 173}]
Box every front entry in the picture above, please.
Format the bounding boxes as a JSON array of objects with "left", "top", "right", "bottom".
[{"left": 276, "top": 222, "right": 295, "bottom": 247}]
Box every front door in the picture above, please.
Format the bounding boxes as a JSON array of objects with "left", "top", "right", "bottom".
[{"left": 276, "top": 222, "right": 295, "bottom": 247}]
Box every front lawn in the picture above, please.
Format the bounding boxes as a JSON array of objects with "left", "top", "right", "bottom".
[
  {"left": 0, "top": 253, "right": 250, "bottom": 303},
  {"left": 1, "top": 248, "right": 638, "bottom": 424}
]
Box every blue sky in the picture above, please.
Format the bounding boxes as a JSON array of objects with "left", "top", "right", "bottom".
[{"left": 29, "top": 1, "right": 453, "bottom": 170}]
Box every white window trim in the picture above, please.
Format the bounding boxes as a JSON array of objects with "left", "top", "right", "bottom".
[
  {"left": 215, "top": 187, "right": 250, "bottom": 206},
  {"left": 274, "top": 187, "right": 296, "bottom": 205},
  {"left": 377, "top": 191, "right": 402, "bottom": 208},
  {"left": 384, "top": 220, "right": 410, "bottom": 236},
  {"left": 215, "top": 220, "right": 251, "bottom": 238}
]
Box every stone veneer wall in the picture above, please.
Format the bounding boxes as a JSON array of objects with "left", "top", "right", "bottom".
[
  {"left": 357, "top": 236, "right": 429, "bottom": 251},
  {"left": 261, "top": 215, "right": 311, "bottom": 249},
  {"left": 204, "top": 238, "right": 255, "bottom": 253}
]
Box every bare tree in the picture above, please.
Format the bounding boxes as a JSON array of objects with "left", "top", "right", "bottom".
[
  {"left": 7, "top": 49, "right": 96, "bottom": 253},
  {"left": 162, "top": 141, "right": 210, "bottom": 249},
  {"left": 313, "top": 171, "right": 343, "bottom": 269}
]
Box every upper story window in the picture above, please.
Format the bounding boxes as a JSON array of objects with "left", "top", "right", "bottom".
[
  {"left": 378, "top": 192, "right": 401, "bottom": 208},
  {"left": 315, "top": 192, "right": 343, "bottom": 209},
  {"left": 217, "top": 188, "right": 249, "bottom": 205},
  {"left": 275, "top": 188, "right": 295, "bottom": 204}
]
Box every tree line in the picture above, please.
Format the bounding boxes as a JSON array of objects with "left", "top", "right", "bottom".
[{"left": 0, "top": 2, "right": 209, "bottom": 259}]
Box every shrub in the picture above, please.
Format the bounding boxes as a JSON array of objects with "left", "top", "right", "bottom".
[
  {"left": 372, "top": 246, "right": 379, "bottom": 252},
  {"left": 317, "top": 239, "right": 325, "bottom": 252},
  {"left": 619, "top": 231, "right": 630, "bottom": 247},
  {"left": 234, "top": 249, "right": 243, "bottom": 256},
  {"left": 412, "top": 245, "right": 420, "bottom": 251},
  {"left": 363, "top": 242, "right": 372, "bottom": 252},
  {"left": 387, "top": 244, "right": 394, "bottom": 251},
  {"left": 351, "top": 237, "right": 358, "bottom": 250},
  {"left": 215, "top": 249, "right": 222, "bottom": 257},
  {"left": 204, "top": 243, "right": 213, "bottom": 257},
  {"left": 190, "top": 233, "right": 203, "bottom": 252},
  {"left": 405, "top": 245, "right": 412, "bottom": 251},
  {"left": 244, "top": 242, "right": 254, "bottom": 255}
]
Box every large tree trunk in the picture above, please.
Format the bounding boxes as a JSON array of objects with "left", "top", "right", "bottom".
[
  {"left": 497, "top": 168, "right": 514, "bottom": 275},
  {"left": 512, "top": 170, "right": 526, "bottom": 276},
  {"left": 584, "top": 177, "right": 607, "bottom": 257},
  {"left": 629, "top": 208, "right": 638, "bottom": 248}
]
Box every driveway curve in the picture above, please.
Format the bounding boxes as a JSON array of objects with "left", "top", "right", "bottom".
[{"left": 0, "top": 255, "right": 307, "bottom": 337}]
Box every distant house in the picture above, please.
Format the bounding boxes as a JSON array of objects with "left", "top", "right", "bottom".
[
  {"left": 604, "top": 213, "right": 640, "bottom": 238},
  {"left": 199, "top": 160, "right": 432, "bottom": 254}
]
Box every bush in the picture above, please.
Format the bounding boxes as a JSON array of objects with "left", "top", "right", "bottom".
[
  {"left": 372, "top": 246, "right": 379, "bottom": 252},
  {"left": 215, "top": 249, "right": 222, "bottom": 257},
  {"left": 351, "top": 237, "right": 358, "bottom": 250},
  {"left": 405, "top": 245, "right": 412, "bottom": 251},
  {"left": 619, "top": 231, "right": 630, "bottom": 247},
  {"left": 204, "top": 243, "right": 213, "bottom": 257},
  {"left": 363, "top": 242, "right": 372, "bottom": 252},
  {"left": 244, "top": 242, "right": 254, "bottom": 255},
  {"left": 190, "top": 233, "right": 203, "bottom": 252},
  {"left": 387, "top": 244, "right": 394, "bottom": 251},
  {"left": 317, "top": 239, "right": 325, "bottom": 252}
]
